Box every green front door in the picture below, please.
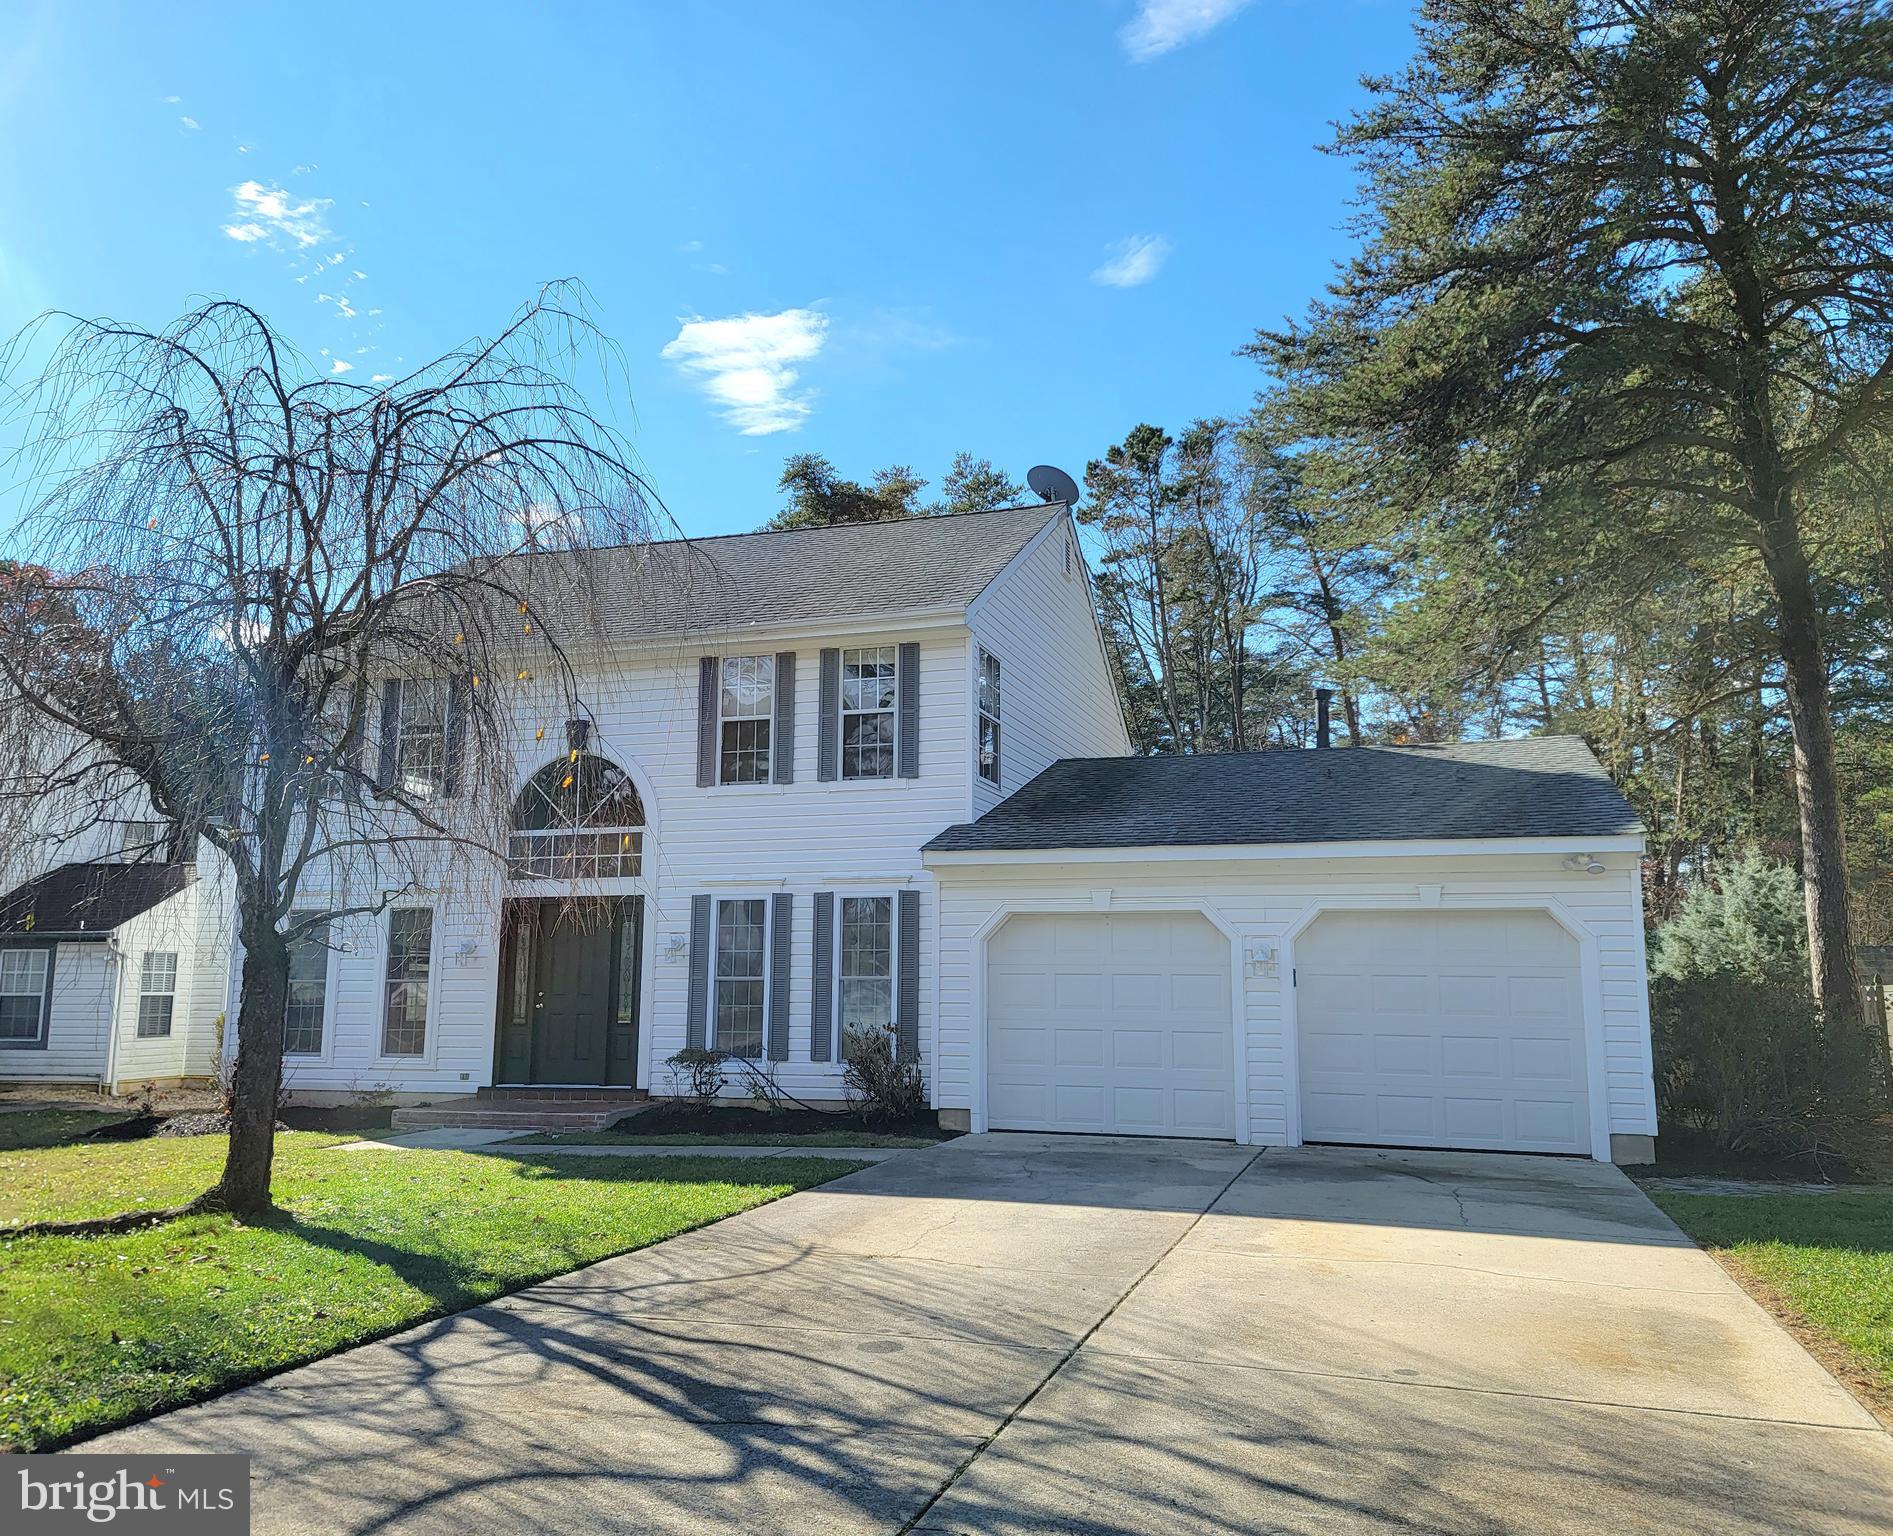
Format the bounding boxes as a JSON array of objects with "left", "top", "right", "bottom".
[{"left": 496, "top": 898, "right": 641, "bottom": 1085}]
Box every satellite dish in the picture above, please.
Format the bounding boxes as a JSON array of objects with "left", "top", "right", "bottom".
[{"left": 1027, "top": 464, "right": 1080, "bottom": 507}]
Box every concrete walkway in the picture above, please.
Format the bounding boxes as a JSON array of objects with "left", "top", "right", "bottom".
[
  {"left": 330, "top": 1127, "right": 914, "bottom": 1162},
  {"left": 88, "top": 1136, "right": 1893, "bottom": 1534}
]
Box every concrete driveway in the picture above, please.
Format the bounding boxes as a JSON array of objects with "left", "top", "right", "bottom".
[{"left": 90, "top": 1136, "right": 1893, "bottom": 1534}]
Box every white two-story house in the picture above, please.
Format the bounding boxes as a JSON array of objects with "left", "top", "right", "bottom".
[{"left": 246, "top": 499, "right": 1659, "bottom": 1162}]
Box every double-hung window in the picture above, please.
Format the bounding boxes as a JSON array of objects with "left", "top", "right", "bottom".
[
  {"left": 284, "top": 915, "right": 332, "bottom": 1056},
  {"left": 119, "top": 821, "right": 169, "bottom": 862},
  {"left": 393, "top": 680, "right": 448, "bottom": 798},
  {"left": 718, "top": 655, "right": 775, "bottom": 784},
  {"left": 0, "top": 949, "right": 50, "bottom": 1045},
  {"left": 137, "top": 951, "right": 178, "bottom": 1038},
  {"left": 381, "top": 908, "right": 433, "bottom": 1056},
  {"left": 841, "top": 646, "right": 897, "bottom": 779},
  {"left": 710, "top": 897, "right": 768, "bottom": 1058},
  {"left": 977, "top": 647, "right": 1002, "bottom": 786},
  {"left": 836, "top": 895, "right": 895, "bottom": 1050}
]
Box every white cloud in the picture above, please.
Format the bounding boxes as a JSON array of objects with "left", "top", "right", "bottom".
[
  {"left": 222, "top": 180, "right": 332, "bottom": 249},
  {"left": 237, "top": 144, "right": 251, "bottom": 154},
  {"left": 1120, "top": 0, "right": 1253, "bottom": 61},
  {"left": 661, "top": 308, "right": 829, "bottom": 435},
  {"left": 370, "top": 373, "right": 392, "bottom": 383},
  {"left": 329, "top": 358, "right": 353, "bottom": 374},
  {"left": 1092, "top": 233, "right": 1172, "bottom": 288},
  {"left": 178, "top": 115, "right": 199, "bottom": 131},
  {"left": 161, "top": 94, "right": 180, "bottom": 104}
]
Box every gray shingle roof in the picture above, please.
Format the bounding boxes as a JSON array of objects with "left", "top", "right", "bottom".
[
  {"left": 500, "top": 503, "right": 1063, "bottom": 640},
  {"left": 923, "top": 737, "right": 1642, "bottom": 853},
  {"left": 0, "top": 861, "right": 193, "bottom": 939}
]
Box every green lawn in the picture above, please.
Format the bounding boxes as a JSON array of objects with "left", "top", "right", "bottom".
[
  {"left": 1651, "top": 1187, "right": 1893, "bottom": 1413},
  {"left": 512, "top": 1128, "right": 940, "bottom": 1148},
  {"left": 0, "top": 1132, "right": 862, "bottom": 1451},
  {"left": 0, "top": 1108, "right": 133, "bottom": 1153}
]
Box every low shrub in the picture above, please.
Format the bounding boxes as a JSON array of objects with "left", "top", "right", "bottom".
[
  {"left": 664, "top": 1048, "right": 727, "bottom": 1112},
  {"left": 841, "top": 1024, "right": 927, "bottom": 1125},
  {"left": 1651, "top": 969, "right": 1879, "bottom": 1174}
]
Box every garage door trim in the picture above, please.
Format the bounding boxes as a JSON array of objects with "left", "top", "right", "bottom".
[
  {"left": 1280, "top": 895, "right": 1613, "bottom": 1162},
  {"left": 969, "top": 900, "right": 1248, "bottom": 1144}
]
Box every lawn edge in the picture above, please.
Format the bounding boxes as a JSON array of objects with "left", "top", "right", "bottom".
[
  {"left": 1691, "top": 1241, "right": 1893, "bottom": 1433},
  {"left": 16, "top": 1152, "right": 869, "bottom": 1454}
]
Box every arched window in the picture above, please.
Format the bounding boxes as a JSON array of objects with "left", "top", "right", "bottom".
[{"left": 509, "top": 754, "right": 646, "bottom": 880}]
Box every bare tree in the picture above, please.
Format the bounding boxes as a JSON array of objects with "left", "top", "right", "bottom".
[{"left": 0, "top": 285, "right": 660, "bottom": 1221}]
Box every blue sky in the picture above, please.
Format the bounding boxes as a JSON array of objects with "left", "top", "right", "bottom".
[{"left": 0, "top": 1, "right": 1417, "bottom": 539}]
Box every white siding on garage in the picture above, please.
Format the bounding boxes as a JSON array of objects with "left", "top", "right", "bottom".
[
  {"left": 109, "top": 869, "right": 235, "bottom": 1090},
  {"left": 966, "top": 518, "right": 1130, "bottom": 817},
  {"left": 928, "top": 848, "right": 1656, "bottom": 1152}
]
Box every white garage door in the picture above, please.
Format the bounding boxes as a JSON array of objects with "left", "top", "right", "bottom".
[
  {"left": 1297, "top": 910, "right": 1591, "bottom": 1155},
  {"left": 986, "top": 911, "right": 1233, "bottom": 1138}
]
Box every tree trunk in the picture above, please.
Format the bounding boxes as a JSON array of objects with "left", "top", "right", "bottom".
[
  {"left": 213, "top": 919, "right": 290, "bottom": 1215},
  {"left": 1757, "top": 512, "right": 1867, "bottom": 1038}
]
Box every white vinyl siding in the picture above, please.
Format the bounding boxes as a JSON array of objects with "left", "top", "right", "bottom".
[{"left": 967, "top": 520, "right": 1129, "bottom": 815}]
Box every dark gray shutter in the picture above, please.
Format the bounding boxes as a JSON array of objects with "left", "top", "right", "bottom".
[
  {"left": 772, "top": 651, "right": 796, "bottom": 785},
  {"left": 816, "top": 647, "right": 841, "bottom": 782},
  {"left": 767, "top": 892, "right": 792, "bottom": 1062},
  {"left": 897, "top": 641, "right": 920, "bottom": 779},
  {"left": 810, "top": 891, "right": 834, "bottom": 1063},
  {"left": 442, "top": 676, "right": 467, "bottom": 797},
  {"left": 375, "top": 679, "right": 401, "bottom": 790},
  {"left": 896, "top": 888, "right": 920, "bottom": 1064},
  {"left": 696, "top": 657, "right": 719, "bottom": 787},
  {"left": 686, "top": 893, "right": 712, "bottom": 1050}
]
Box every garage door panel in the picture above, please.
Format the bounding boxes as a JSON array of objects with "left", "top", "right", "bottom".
[
  {"left": 987, "top": 912, "right": 1234, "bottom": 1139},
  {"left": 1299, "top": 910, "right": 1590, "bottom": 1155}
]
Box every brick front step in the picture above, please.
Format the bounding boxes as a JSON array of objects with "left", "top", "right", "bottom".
[
  {"left": 480, "top": 1087, "right": 648, "bottom": 1105},
  {"left": 390, "top": 1096, "right": 649, "bottom": 1132}
]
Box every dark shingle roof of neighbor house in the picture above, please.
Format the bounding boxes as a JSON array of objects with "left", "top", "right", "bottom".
[
  {"left": 0, "top": 861, "right": 193, "bottom": 940},
  {"left": 923, "top": 737, "right": 1643, "bottom": 853},
  {"left": 497, "top": 502, "right": 1064, "bottom": 639}
]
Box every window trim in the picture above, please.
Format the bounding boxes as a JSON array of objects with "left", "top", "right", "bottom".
[
  {"left": 135, "top": 950, "right": 179, "bottom": 1039},
  {"left": 976, "top": 646, "right": 1002, "bottom": 787},
  {"left": 0, "top": 943, "right": 55, "bottom": 1051},
  {"left": 283, "top": 912, "right": 335, "bottom": 1061},
  {"left": 707, "top": 894, "right": 773, "bottom": 1061},
  {"left": 377, "top": 906, "right": 437, "bottom": 1063},
  {"left": 831, "top": 890, "right": 898, "bottom": 1062},
  {"left": 716, "top": 654, "right": 776, "bottom": 786},
  {"left": 838, "top": 644, "right": 900, "bottom": 781}
]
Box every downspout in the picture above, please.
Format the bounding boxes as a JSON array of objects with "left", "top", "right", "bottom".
[{"left": 102, "top": 932, "right": 126, "bottom": 1095}]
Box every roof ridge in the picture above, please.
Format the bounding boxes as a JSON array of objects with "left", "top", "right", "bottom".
[{"left": 577, "top": 500, "right": 1062, "bottom": 558}]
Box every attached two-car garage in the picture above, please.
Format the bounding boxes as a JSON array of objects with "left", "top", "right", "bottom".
[
  {"left": 923, "top": 740, "right": 1658, "bottom": 1164},
  {"left": 979, "top": 906, "right": 1591, "bottom": 1156}
]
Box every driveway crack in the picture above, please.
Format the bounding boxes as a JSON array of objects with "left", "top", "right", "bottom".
[{"left": 892, "top": 1148, "right": 1263, "bottom": 1535}]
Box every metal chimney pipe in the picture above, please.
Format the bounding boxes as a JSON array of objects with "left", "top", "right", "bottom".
[{"left": 1314, "top": 688, "right": 1333, "bottom": 749}]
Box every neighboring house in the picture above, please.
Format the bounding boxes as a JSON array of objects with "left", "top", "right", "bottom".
[
  {"left": 220, "top": 499, "right": 1658, "bottom": 1162},
  {"left": 0, "top": 842, "right": 233, "bottom": 1093}
]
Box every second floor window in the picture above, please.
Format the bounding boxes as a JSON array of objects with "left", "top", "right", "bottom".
[
  {"left": 719, "top": 655, "right": 775, "bottom": 784},
  {"left": 397, "top": 679, "right": 448, "bottom": 797},
  {"left": 841, "top": 646, "right": 897, "bottom": 779},
  {"left": 977, "top": 647, "right": 1002, "bottom": 786}
]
